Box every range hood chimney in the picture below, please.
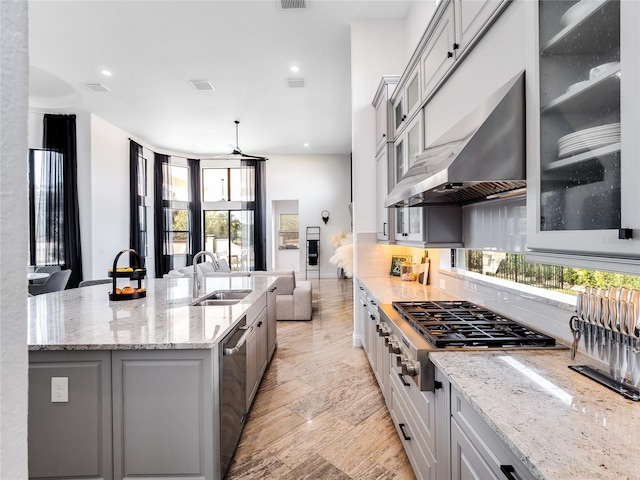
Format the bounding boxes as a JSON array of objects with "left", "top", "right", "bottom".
[{"left": 385, "top": 71, "right": 526, "bottom": 208}]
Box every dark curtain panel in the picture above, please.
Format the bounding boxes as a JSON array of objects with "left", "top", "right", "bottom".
[
  {"left": 188, "top": 158, "right": 202, "bottom": 263},
  {"left": 242, "top": 159, "right": 267, "bottom": 271},
  {"left": 129, "top": 140, "right": 143, "bottom": 266},
  {"left": 154, "top": 153, "right": 171, "bottom": 277},
  {"left": 43, "top": 114, "right": 83, "bottom": 288}
]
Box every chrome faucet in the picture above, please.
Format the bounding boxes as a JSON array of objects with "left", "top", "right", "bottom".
[{"left": 192, "top": 250, "right": 216, "bottom": 298}]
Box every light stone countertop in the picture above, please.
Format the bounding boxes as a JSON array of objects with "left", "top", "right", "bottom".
[
  {"left": 357, "top": 274, "right": 455, "bottom": 304},
  {"left": 358, "top": 275, "right": 640, "bottom": 480},
  {"left": 431, "top": 350, "right": 640, "bottom": 480},
  {"left": 28, "top": 276, "right": 279, "bottom": 351}
]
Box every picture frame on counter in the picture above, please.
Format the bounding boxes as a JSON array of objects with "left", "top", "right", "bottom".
[{"left": 389, "top": 255, "right": 413, "bottom": 276}]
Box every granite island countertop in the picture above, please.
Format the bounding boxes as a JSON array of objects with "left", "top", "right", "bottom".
[
  {"left": 358, "top": 275, "right": 640, "bottom": 480},
  {"left": 28, "top": 275, "right": 279, "bottom": 351}
]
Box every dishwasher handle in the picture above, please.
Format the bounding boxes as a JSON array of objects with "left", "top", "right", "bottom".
[{"left": 224, "top": 325, "right": 253, "bottom": 355}]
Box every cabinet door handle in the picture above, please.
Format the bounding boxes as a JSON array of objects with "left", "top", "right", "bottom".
[
  {"left": 402, "top": 115, "right": 407, "bottom": 121},
  {"left": 447, "top": 51, "right": 453, "bottom": 58},
  {"left": 453, "top": 42, "right": 459, "bottom": 50},
  {"left": 257, "top": 321, "right": 263, "bottom": 327},
  {"left": 399, "top": 423, "right": 411, "bottom": 441},
  {"left": 383, "top": 222, "right": 387, "bottom": 236},
  {"left": 382, "top": 133, "right": 386, "bottom": 138},
  {"left": 500, "top": 465, "right": 519, "bottom": 480},
  {"left": 398, "top": 373, "right": 411, "bottom": 386}
]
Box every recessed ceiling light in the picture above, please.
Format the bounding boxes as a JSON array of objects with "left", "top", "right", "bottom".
[
  {"left": 290, "top": 66, "right": 300, "bottom": 72},
  {"left": 304, "top": 143, "right": 309, "bottom": 147},
  {"left": 101, "top": 70, "right": 112, "bottom": 76}
]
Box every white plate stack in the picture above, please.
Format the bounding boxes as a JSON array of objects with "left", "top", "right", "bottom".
[{"left": 557, "top": 123, "right": 620, "bottom": 158}]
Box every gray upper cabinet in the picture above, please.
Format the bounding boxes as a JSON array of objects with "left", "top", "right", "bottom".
[
  {"left": 526, "top": 0, "right": 640, "bottom": 260},
  {"left": 376, "top": 147, "right": 392, "bottom": 242},
  {"left": 420, "top": 2, "right": 456, "bottom": 101},
  {"left": 374, "top": 75, "right": 399, "bottom": 155},
  {"left": 453, "top": 0, "right": 506, "bottom": 56},
  {"left": 420, "top": 0, "right": 509, "bottom": 102},
  {"left": 374, "top": 76, "right": 399, "bottom": 243},
  {"left": 393, "top": 65, "right": 422, "bottom": 139}
]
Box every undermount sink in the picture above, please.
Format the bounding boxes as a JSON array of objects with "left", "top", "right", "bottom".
[
  {"left": 195, "top": 299, "right": 242, "bottom": 306},
  {"left": 191, "top": 289, "right": 252, "bottom": 307}
]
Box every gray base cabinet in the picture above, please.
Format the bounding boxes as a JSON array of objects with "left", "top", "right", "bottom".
[
  {"left": 28, "top": 351, "right": 113, "bottom": 480},
  {"left": 246, "top": 296, "right": 268, "bottom": 411},
  {"left": 111, "top": 349, "right": 217, "bottom": 480},
  {"left": 267, "top": 285, "right": 277, "bottom": 359},
  {"left": 450, "top": 385, "right": 536, "bottom": 480},
  {"left": 29, "top": 349, "right": 219, "bottom": 480}
]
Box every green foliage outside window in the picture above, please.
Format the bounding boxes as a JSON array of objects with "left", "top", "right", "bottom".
[
  {"left": 464, "top": 250, "right": 640, "bottom": 295},
  {"left": 204, "top": 211, "right": 242, "bottom": 244}
]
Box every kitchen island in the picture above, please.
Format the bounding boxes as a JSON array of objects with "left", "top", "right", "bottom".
[
  {"left": 359, "top": 275, "right": 640, "bottom": 480},
  {"left": 27, "top": 275, "right": 280, "bottom": 480}
]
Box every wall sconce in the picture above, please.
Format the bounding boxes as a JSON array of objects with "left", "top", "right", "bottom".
[{"left": 321, "top": 210, "right": 330, "bottom": 224}]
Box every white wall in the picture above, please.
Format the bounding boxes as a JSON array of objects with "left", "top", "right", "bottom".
[
  {"left": 266, "top": 154, "right": 351, "bottom": 277},
  {"left": 88, "top": 115, "right": 131, "bottom": 278},
  {"left": 1, "top": 1, "right": 29, "bottom": 476}
]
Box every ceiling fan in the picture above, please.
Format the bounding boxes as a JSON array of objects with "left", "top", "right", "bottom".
[{"left": 215, "top": 120, "right": 267, "bottom": 160}]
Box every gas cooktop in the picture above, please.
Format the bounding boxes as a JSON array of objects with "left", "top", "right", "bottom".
[{"left": 392, "top": 300, "right": 556, "bottom": 348}]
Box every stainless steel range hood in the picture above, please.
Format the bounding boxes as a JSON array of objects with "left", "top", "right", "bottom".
[{"left": 385, "top": 71, "right": 526, "bottom": 208}]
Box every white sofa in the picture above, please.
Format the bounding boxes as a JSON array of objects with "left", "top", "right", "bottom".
[
  {"left": 163, "top": 266, "right": 313, "bottom": 321},
  {"left": 271, "top": 273, "right": 313, "bottom": 321}
]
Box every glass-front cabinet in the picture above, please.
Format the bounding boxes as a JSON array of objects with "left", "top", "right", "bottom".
[
  {"left": 526, "top": 0, "right": 640, "bottom": 258},
  {"left": 394, "top": 114, "right": 424, "bottom": 243},
  {"left": 393, "top": 64, "right": 422, "bottom": 139}
]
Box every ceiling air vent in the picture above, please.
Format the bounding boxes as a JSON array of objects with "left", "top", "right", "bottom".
[
  {"left": 280, "top": 0, "right": 306, "bottom": 9},
  {"left": 286, "top": 78, "right": 306, "bottom": 88},
  {"left": 189, "top": 80, "right": 216, "bottom": 91},
  {"left": 84, "top": 83, "right": 110, "bottom": 92}
]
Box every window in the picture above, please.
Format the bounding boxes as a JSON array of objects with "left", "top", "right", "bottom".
[
  {"left": 202, "top": 167, "right": 248, "bottom": 202},
  {"left": 203, "top": 210, "right": 254, "bottom": 270},
  {"left": 162, "top": 160, "right": 191, "bottom": 268},
  {"left": 462, "top": 250, "right": 640, "bottom": 296},
  {"left": 278, "top": 214, "right": 299, "bottom": 249},
  {"left": 136, "top": 150, "right": 149, "bottom": 257},
  {"left": 28, "top": 149, "right": 65, "bottom": 266},
  {"left": 201, "top": 162, "right": 257, "bottom": 271}
]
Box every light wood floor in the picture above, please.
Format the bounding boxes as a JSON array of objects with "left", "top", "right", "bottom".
[{"left": 226, "top": 277, "right": 416, "bottom": 480}]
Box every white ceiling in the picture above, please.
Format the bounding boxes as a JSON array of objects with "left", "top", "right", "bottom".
[{"left": 28, "top": 0, "right": 411, "bottom": 157}]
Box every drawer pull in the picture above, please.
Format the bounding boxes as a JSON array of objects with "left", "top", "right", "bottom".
[
  {"left": 399, "top": 423, "right": 411, "bottom": 441},
  {"left": 500, "top": 465, "right": 519, "bottom": 480},
  {"left": 398, "top": 373, "right": 411, "bottom": 387}
]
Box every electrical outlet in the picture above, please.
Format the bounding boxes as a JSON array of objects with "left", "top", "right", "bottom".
[
  {"left": 439, "top": 279, "right": 446, "bottom": 290},
  {"left": 51, "top": 377, "right": 68, "bottom": 403}
]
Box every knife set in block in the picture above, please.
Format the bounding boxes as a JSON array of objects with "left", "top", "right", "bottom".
[{"left": 569, "top": 286, "right": 640, "bottom": 401}]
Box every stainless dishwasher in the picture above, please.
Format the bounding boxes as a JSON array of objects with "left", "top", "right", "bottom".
[{"left": 219, "top": 316, "right": 251, "bottom": 478}]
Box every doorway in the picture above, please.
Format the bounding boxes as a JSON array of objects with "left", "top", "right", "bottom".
[{"left": 272, "top": 200, "right": 299, "bottom": 273}]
